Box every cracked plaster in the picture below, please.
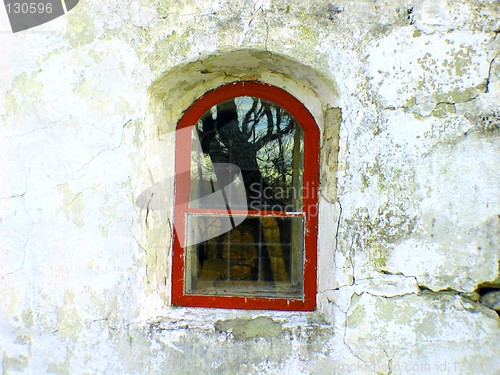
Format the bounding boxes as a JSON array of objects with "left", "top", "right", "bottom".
[{"left": 1, "top": 0, "right": 499, "bottom": 373}]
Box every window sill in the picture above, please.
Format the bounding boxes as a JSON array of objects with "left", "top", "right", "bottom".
[{"left": 147, "top": 306, "right": 331, "bottom": 337}]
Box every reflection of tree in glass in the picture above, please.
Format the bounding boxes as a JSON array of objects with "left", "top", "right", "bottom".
[{"left": 196, "top": 96, "right": 300, "bottom": 209}]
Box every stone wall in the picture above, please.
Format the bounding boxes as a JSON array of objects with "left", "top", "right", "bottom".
[{"left": 1, "top": 0, "right": 498, "bottom": 373}]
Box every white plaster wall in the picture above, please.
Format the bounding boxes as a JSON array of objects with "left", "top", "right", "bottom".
[{"left": 1, "top": 0, "right": 499, "bottom": 373}]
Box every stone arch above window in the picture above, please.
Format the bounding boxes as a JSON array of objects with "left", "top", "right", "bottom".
[
  {"left": 138, "top": 50, "right": 342, "bottom": 313},
  {"left": 149, "top": 50, "right": 339, "bottom": 136}
]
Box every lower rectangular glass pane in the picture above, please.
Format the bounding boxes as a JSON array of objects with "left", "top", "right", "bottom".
[{"left": 185, "top": 214, "right": 304, "bottom": 298}]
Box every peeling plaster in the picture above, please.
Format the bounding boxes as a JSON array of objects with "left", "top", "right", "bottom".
[{"left": 1, "top": 0, "right": 499, "bottom": 373}]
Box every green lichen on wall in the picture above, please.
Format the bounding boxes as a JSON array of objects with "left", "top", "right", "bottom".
[
  {"left": 215, "top": 316, "right": 282, "bottom": 339},
  {"left": 64, "top": 7, "right": 95, "bottom": 47},
  {"left": 4, "top": 72, "right": 43, "bottom": 115},
  {"left": 369, "top": 243, "right": 390, "bottom": 268},
  {"left": 2, "top": 354, "right": 28, "bottom": 372},
  {"left": 442, "top": 48, "right": 474, "bottom": 77},
  {"left": 56, "top": 183, "right": 85, "bottom": 227},
  {"left": 138, "top": 29, "right": 193, "bottom": 74},
  {"left": 346, "top": 302, "right": 365, "bottom": 328},
  {"left": 360, "top": 156, "right": 417, "bottom": 200},
  {"left": 404, "top": 96, "right": 417, "bottom": 108},
  {"left": 434, "top": 82, "right": 487, "bottom": 104},
  {"left": 345, "top": 156, "right": 418, "bottom": 268},
  {"left": 416, "top": 52, "right": 434, "bottom": 76},
  {"left": 297, "top": 11, "right": 320, "bottom": 44},
  {"left": 55, "top": 291, "right": 82, "bottom": 337},
  {"left": 47, "top": 350, "right": 72, "bottom": 375},
  {"left": 431, "top": 102, "right": 456, "bottom": 118}
]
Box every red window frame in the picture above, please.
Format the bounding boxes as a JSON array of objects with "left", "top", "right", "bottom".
[{"left": 171, "top": 81, "right": 319, "bottom": 311}]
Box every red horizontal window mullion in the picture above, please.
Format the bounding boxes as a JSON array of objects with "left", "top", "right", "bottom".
[{"left": 185, "top": 208, "right": 305, "bottom": 217}]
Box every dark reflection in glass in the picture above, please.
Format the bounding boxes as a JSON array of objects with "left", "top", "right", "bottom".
[{"left": 190, "top": 96, "right": 304, "bottom": 212}]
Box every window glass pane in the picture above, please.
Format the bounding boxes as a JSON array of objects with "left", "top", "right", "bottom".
[
  {"left": 184, "top": 214, "right": 304, "bottom": 298},
  {"left": 189, "top": 97, "right": 304, "bottom": 212}
]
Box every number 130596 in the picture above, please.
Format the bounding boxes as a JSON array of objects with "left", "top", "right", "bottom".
[{"left": 6, "top": 2, "right": 53, "bottom": 14}]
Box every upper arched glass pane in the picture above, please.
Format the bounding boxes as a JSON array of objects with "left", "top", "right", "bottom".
[{"left": 189, "top": 96, "right": 304, "bottom": 212}]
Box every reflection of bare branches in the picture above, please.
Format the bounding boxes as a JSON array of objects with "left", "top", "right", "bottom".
[
  {"left": 196, "top": 97, "right": 299, "bottom": 208},
  {"left": 256, "top": 102, "right": 294, "bottom": 151},
  {"left": 241, "top": 98, "right": 260, "bottom": 139}
]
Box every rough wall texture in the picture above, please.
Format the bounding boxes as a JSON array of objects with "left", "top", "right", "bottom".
[{"left": 1, "top": 0, "right": 499, "bottom": 373}]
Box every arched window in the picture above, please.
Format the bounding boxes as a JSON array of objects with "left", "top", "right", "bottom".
[{"left": 172, "top": 82, "right": 319, "bottom": 310}]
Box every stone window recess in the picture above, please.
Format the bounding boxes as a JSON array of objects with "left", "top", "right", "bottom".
[{"left": 171, "top": 81, "right": 320, "bottom": 310}]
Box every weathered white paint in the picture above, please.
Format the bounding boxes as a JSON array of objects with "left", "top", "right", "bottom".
[{"left": 1, "top": 0, "right": 499, "bottom": 373}]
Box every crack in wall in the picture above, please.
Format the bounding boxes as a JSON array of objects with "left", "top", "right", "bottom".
[
  {"left": 330, "top": 281, "right": 497, "bottom": 375},
  {"left": 419, "top": 283, "right": 500, "bottom": 315},
  {"left": 261, "top": 6, "right": 269, "bottom": 51},
  {"left": 485, "top": 51, "right": 499, "bottom": 93},
  {"left": 2, "top": 120, "right": 63, "bottom": 139},
  {"left": 0, "top": 206, "right": 33, "bottom": 279},
  {"left": 130, "top": 225, "right": 155, "bottom": 291},
  {"left": 382, "top": 348, "right": 394, "bottom": 375},
  {"left": 52, "top": 317, "right": 110, "bottom": 335},
  {"left": 73, "top": 119, "right": 130, "bottom": 179},
  {"left": 0, "top": 168, "right": 30, "bottom": 200},
  {"left": 334, "top": 201, "right": 342, "bottom": 254},
  {"left": 383, "top": 93, "right": 481, "bottom": 115},
  {"left": 341, "top": 293, "right": 371, "bottom": 371}
]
